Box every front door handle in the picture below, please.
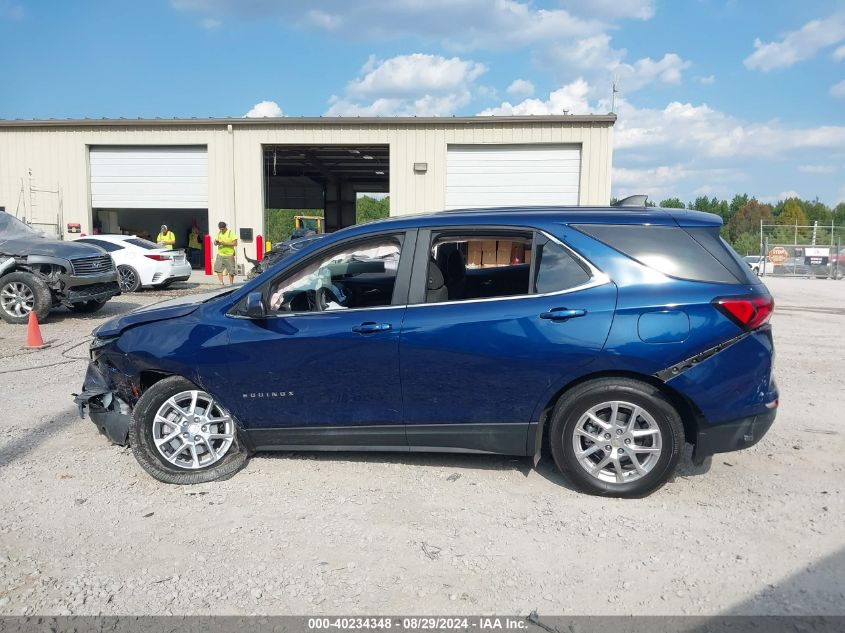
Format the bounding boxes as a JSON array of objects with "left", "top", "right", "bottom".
[
  {"left": 539, "top": 308, "right": 587, "bottom": 321},
  {"left": 352, "top": 322, "right": 392, "bottom": 334}
]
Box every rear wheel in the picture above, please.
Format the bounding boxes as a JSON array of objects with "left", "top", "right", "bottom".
[
  {"left": 69, "top": 299, "right": 107, "bottom": 314},
  {"left": 130, "top": 376, "right": 249, "bottom": 484},
  {"left": 0, "top": 271, "right": 52, "bottom": 324},
  {"left": 550, "top": 378, "right": 684, "bottom": 497},
  {"left": 117, "top": 265, "right": 141, "bottom": 292}
]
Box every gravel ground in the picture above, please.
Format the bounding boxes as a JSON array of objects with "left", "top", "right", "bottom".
[{"left": 0, "top": 277, "right": 842, "bottom": 616}]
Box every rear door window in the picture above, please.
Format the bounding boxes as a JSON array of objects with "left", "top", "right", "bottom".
[
  {"left": 418, "top": 229, "right": 596, "bottom": 304},
  {"left": 533, "top": 235, "right": 591, "bottom": 293},
  {"left": 424, "top": 231, "right": 533, "bottom": 303}
]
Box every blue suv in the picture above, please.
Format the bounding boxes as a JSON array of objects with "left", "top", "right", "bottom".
[{"left": 75, "top": 204, "right": 777, "bottom": 497}]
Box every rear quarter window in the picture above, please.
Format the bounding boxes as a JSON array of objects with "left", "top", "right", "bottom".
[{"left": 573, "top": 224, "right": 754, "bottom": 284}]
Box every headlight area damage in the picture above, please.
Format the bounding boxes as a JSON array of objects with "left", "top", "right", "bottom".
[{"left": 73, "top": 346, "right": 137, "bottom": 446}]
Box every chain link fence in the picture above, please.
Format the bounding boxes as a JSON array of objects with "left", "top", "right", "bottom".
[{"left": 759, "top": 230, "right": 843, "bottom": 280}]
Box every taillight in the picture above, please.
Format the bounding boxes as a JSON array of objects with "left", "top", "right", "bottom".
[
  {"left": 713, "top": 295, "right": 774, "bottom": 331},
  {"left": 144, "top": 254, "right": 169, "bottom": 261}
]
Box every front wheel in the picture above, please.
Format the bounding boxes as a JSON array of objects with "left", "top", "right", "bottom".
[
  {"left": 0, "top": 271, "right": 52, "bottom": 324},
  {"left": 129, "top": 376, "right": 249, "bottom": 484},
  {"left": 550, "top": 378, "right": 684, "bottom": 498},
  {"left": 117, "top": 265, "right": 141, "bottom": 292}
]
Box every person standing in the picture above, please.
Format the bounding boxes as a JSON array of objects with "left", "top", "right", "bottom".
[
  {"left": 156, "top": 224, "right": 176, "bottom": 249},
  {"left": 187, "top": 226, "right": 202, "bottom": 268},
  {"left": 214, "top": 221, "right": 238, "bottom": 285}
]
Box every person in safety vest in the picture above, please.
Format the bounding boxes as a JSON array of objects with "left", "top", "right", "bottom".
[
  {"left": 214, "top": 221, "right": 238, "bottom": 285},
  {"left": 187, "top": 226, "right": 202, "bottom": 268},
  {"left": 156, "top": 225, "right": 176, "bottom": 250}
]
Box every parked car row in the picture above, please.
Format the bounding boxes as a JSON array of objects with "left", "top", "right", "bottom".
[
  {"left": 0, "top": 210, "right": 194, "bottom": 324},
  {"left": 74, "top": 235, "right": 192, "bottom": 292}
]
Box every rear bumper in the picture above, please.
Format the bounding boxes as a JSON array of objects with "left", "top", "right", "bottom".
[{"left": 693, "top": 408, "right": 776, "bottom": 461}]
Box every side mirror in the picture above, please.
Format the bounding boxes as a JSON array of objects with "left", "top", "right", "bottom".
[{"left": 245, "top": 292, "right": 266, "bottom": 319}]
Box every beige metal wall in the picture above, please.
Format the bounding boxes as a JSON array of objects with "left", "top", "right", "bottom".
[{"left": 0, "top": 119, "right": 613, "bottom": 240}]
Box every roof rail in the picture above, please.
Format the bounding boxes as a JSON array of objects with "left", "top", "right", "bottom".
[{"left": 612, "top": 195, "right": 649, "bottom": 208}]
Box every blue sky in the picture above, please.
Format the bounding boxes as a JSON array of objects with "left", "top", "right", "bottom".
[{"left": 2, "top": 0, "right": 844, "bottom": 206}]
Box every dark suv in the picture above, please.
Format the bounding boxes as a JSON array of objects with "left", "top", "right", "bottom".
[
  {"left": 0, "top": 212, "right": 120, "bottom": 324},
  {"left": 76, "top": 205, "right": 777, "bottom": 497}
]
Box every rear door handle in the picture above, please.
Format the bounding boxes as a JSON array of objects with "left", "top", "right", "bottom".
[
  {"left": 352, "top": 322, "right": 392, "bottom": 334},
  {"left": 539, "top": 308, "right": 587, "bottom": 321}
]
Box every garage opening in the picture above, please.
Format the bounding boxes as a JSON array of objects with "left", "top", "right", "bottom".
[
  {"left": 263, "top": 145, "right": 389, "bottom": 246},
  {"left": 89, "top": 146, "right": 209, "bottom": 268}
]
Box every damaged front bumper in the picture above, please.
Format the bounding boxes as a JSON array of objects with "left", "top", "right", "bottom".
[{"left": 74, "top": 358, "right": 133, "bottom": 445}]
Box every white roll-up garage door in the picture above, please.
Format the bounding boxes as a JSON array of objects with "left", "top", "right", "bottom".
[
  {"left": 445, "top": 144, "right": 581, "bottom": 210},
  {"left": 89, "top": 146, "right": 208, "bottom": 208}
]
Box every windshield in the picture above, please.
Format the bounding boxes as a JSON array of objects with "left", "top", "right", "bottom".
[{"left": 0, "top": 212, "right": 42, "bottom": 238}]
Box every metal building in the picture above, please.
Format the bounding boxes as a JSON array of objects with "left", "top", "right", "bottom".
[{"left": 0, "top": 115, "right": 615, "bottom": 249}]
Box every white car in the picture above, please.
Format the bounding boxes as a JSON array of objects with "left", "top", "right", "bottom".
[
  {"left": 74, "top": 235, "right": 192, "bottom": 292},
  {"left": 743, "top": 255, "right": 773, "bottom": 275}
]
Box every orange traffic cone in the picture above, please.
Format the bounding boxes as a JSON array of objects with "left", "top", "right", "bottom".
[{"left": 24, "top": 311, "right": 50, "bottom": 350}]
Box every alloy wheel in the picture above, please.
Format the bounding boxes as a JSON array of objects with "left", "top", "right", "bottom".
[
  {"left": 571, "top": 400, "right": 663, "bottom": 484},
  {"left": 118, "top": 267, "right": 138, "bottom": 291},
  {"left": 152, "top": 390, "right": 235, "bottom": 470},
  {"left": 0, "top": 281, "right": 35, "bottom": 318}
]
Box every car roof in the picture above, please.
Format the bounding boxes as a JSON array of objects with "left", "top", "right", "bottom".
[
  {"left": 341, "top": 206, "right": 722, "bottom": 237},
  {"left": 78, "top": 234, "right": 135, "bottom": 242}
]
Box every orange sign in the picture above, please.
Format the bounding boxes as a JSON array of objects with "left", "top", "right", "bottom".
[{"left": 768, "top": 246, "right": 789, "bottom": 265}]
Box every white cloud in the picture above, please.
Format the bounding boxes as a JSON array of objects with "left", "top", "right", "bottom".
[
  {"left": 835, "top": 44, "right": 845, "bottom": 61},
  {"left": 538, "top": 34, "right": 690, "bottom": 93},
  {"left": 616, "top": 53, "right": 690, "bottom": 91},
  {"left": 327, "top": 54, "right": 487, "bottom": 116},
  {"left": 778, "top": 190, "right": 800, "bottom": 200},
  {"left": 696, "top": 74, "right": 716, "bottom": 85},
  {"left": 557, "top": 0, "right": 654, "bottom": 21},
  {"left": 831, "top": 79, "right": 845, "bottom": 99},
  {"left": 244, "top": 100, "right": 284, "bottom": 117},
  {"left": 479, "top": 79, "right": 592, "bottom": 115},
  {"left": 744, "top": 13, "right": 845, "bottom": 71},
  {"left": 347, "top": 54, "right": 487, "bottom": 98},
  {"left": 798, "top": 164, "right": 837, "bottom": 174},
  {"left": 173, "top": 0, "right": 678, "bottom": 99},
  {"left": 200, "top": 17, "right": 220, "bottom": 29},
  {"left": 172, "top": 0, "right": 607, "bottom": 50},
  {"left": 506, "top": 78, "right": 535, "bottom": 98}
]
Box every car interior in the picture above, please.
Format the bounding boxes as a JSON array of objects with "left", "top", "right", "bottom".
[
  {"left": 425, "top": 233, "right": 534, "bottom": 303},
  {"left": 268, "top": 237, "right": 403, "bottom": 312}
]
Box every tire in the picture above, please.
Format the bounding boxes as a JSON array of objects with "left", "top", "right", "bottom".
[
  {"left": 117, "top": 265, "right": 141, "bottom": 292},
  {"left": 69, "top": 299, "right": 107, "bottom": 314},
  {"left": 129, "top": 376, "right": 249, "bottom": 484},
  {"left": 0, "top": 271, "right": 52, "bottom": 324},
  {"left": 549, "top": 377, "right": 684, "bottom": 498}
]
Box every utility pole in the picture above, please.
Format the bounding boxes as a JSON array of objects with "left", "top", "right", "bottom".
[{"left": 611, "top": 76, "right": 619, "bottom": 113}]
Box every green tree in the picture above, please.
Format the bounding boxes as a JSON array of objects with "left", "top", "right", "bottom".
[
  {"left": 356, "top": 195, "right": 390, "bottom": 223},
  {"left": 732, "top": 232, "right": 761, "bottom": 257},
  {"left": 728, "top": 194, "right": 749, "bottom": 221},
  {"left": 725, "top": 199, "right": 773, "bottom": 243},
  {"left": 658, "top": 197, "right": 685, "bottom": 208},
  {"left": 777, "top": 199, "right": 808, "bottom": 226}
]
